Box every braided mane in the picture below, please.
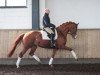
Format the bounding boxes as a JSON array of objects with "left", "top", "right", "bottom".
[
  {"left": 57, "top": 21, "right": 76, "bottom": 30},
  {"left": 59, "top": 21, "right": 76, "bottom": 27}
]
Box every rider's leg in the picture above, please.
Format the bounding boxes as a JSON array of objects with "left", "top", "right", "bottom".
[
  {"left": 44, "top": 27, "right": 55, "bottom": 48},
  {"left": 44, "top": 27, "right": 54, "bottom": 34},
  {"left": 50, "top": 33, "right": 55, "bottom": 48},
  {"left": 50, "top": 23, "right": 56, "bottom": 28}
]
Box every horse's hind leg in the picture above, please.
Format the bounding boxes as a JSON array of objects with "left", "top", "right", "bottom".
[
  {"left": 29, "top": 45, "right": 41, "bottom": 63},
  {"left": 16, "top": 48, "right": 28, "bottom": 68},
  {"left": 49, "top": 49, "right": 57, "bottom": 67}
]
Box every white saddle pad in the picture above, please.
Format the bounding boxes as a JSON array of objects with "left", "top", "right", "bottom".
[{"left": 40, "top": 29, "right": 58, "bottom": 40}]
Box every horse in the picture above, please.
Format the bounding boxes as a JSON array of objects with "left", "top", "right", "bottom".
[{"left": 8, "top": 21, "right": 79, "bottom": 68}]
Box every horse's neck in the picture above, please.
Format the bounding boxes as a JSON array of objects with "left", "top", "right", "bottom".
[{"left": 57, "top": 27, "right": 69, "bottom": 38}]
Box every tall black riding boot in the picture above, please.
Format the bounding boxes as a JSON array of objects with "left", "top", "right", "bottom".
[{"left": 50, "top": 34, "right": 55, "bottom": 48}]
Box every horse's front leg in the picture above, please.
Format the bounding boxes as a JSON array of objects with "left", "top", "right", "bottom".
[
  {"left": 49, "top": 49, "right": 57, "bottom": 68},
  {"left": 62, "top": 46, "right": 78, "bottom": 60}
]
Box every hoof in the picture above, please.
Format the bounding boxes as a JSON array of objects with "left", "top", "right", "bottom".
[
  {"left": 76, "top": 59, "right": 78, "bottom": 61},
  {"left": 38, "top": 62, "right": 42, "bottom": 65},
  {"left": 75, "top": 58, "right": 78, "bottom": 61},
  {"left": 50, "top": 65, "right": 54, "bottom": 68},
  {"left": 16, "top": 63, "right": 20, "bottom": 68},
  {"left": 16, "top": 65, "right": 20, "bottom": 68}
]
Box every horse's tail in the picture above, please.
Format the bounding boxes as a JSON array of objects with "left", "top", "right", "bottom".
[{"left": 7, "top": 34, "right": 24, "bottom": 57}]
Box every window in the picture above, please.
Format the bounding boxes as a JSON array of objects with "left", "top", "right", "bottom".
[
  {"left": 0, "top": 0, "right": 27, "bottom": 7},
  {"left": 0, "top": 0, "right": 5, "bottom": 6},
  {"left": 0, "top": 0, "right": 39, "bottom": 29}
]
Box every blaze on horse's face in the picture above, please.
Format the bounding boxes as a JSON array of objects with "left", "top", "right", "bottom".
[{"left": 69, "top": 23, "right": 78, "bottom": 39}]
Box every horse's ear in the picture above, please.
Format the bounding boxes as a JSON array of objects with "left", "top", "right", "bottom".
[{"left": 76, "top": 23, "right": 79, "bottom": 26}]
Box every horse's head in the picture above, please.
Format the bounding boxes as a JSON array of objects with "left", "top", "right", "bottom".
[
  {"left": 68, "top": 22, "right": 79, "bottom": 39},
  {"left": 57, "top": 21, "right": 78, "bottom": 39}
]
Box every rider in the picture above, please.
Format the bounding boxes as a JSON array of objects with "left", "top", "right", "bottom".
[{"left": 43, "top": 8, "right": 56, "bottom": 48}]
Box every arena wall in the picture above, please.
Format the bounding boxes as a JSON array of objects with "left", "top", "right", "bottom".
[{"left": 0, "top": 29, "right": 100, "bottom": 58}]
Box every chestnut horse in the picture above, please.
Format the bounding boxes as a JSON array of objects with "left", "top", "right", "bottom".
[{"left": 8, "top": 21, "right": 78, "bottom": 68}]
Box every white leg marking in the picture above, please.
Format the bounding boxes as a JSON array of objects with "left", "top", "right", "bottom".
[
  {"left": 33, "top": 55, "right": 41, "bottom": 62},
  {"left": 75, "top": 35, "right": 77, "bottom": 39},
  {"left": 49, "top": 57, "right": 53, "bottom": 65},
  {"left": 71, "top": 50, "right": 78, "bottom": 59},
  {"left": 16, "top": 57, "right": 21, "bottom": 68}
]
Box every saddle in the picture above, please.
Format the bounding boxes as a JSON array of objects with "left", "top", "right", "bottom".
[{"left": 40, "top": 28, "right": 58, "bottom": 40}]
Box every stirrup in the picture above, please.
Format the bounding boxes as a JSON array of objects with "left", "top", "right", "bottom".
[{"left": 51, "top": 43, "right": 55, "bottom": 48}]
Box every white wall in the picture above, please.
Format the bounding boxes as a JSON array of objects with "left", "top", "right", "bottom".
[
  {"left": 0, "top": 0, "right": 32, "bottom": 29},
  {"left": 40, "top": 0, "right": 100, "bottom": 29},
  {"left": 1, "top": 0, "right": 99, "bottom": 29},
  {"left": 39, "top": 0, "right": 45, "bottom": 29}
]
